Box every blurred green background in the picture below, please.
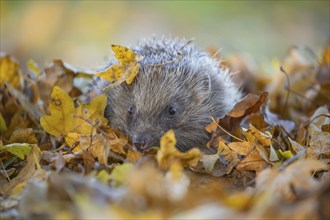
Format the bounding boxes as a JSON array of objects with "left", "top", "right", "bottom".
[{"left": 1, "top": 1, "right": 329, "bottom": 68}]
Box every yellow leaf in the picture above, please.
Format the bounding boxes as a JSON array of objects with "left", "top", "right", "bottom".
[
  {"left": 96, "top": 170, "right": 111, "bottom": 185},
  {"left": 65, "top": 132, "right": 82, "bottom": 152},
  {"left": 127, "top": 149, "right": 142, "bottom": 163},
  {"left": 96, "top": 64, "right": 124, "bottom": 83},
  {"left": 223, "top": 192, "right": 251, "bottom": 209},
  {"left": 40, "top": 86, "right": 75, "bottom": 137},
  {"left": 156, "top": 130, "right": 202, "bottom": 170},
  {"left": 278, "top": 149, "right": 294, "bottom": 159},
  {"left": 75, "top": 94, "right": 108, "bottom": 134},
  {"left": 109, "top": 163, "right": 133, "bottom": 187},
  {"left": 0, "top": 54, "right": 21, "bottom": 89},
  {"left": 158, "top": 129, "right": 177, "bottom": 156},
  {"left": 0, "top": 112, "right": 7, "bottom": 133},
  {"left": 321, "top": 45, "right": 330, "bottom": 66},
  {"left": 205, "top": 119, "right": 219, "bottom": 133},
  {"left": 104, "top": 127, "right": 128, "bottom": 155},
  {"left": 217, "top": 141, "right": 239, "bottom": 174},
  {"left": 228, "top": 141, "right": 254, "bottom": 155},
  {"left": 10, "top": 182, "right": 26, "bottom": 197},
  {"left": 26, "top": 59, "right": 41, "bottom": 77},
  {"left": 96, "top": 45, "right": 142, "bottom": 90},
  {"left": 0, "top": 143, "right": 31, "bottom": 160},
  {"left": 248, "top": 124, "right": 272, "bottom": 146},
  {"left": 111, "top": 44, "right": 140, "bottom": 65},
  {"left": 84, "top": 134, "right": 110, "bottom": 165},
  {"left": 40, "top": 86, "right": 108, "bottom": 137},
  {"left": 125, "top": 63, "right": 140, "bottom": 85},
  {"left": 169, "top": 161, "right": 183, "bottom": 180}
]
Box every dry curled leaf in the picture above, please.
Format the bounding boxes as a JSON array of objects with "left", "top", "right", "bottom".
[
  {"left": 219, "top": 92, "right": 268, "bottom": 131},
  {"left": 156, "top": 130, "right": 202, "bottom": 171}
]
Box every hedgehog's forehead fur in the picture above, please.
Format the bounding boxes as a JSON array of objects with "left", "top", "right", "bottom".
[
  {"left": 132, "top": 38, "right": 215, "bottom": 116},
  {"left": 100, "top": 37, "right": 241, "bottom": 152}
]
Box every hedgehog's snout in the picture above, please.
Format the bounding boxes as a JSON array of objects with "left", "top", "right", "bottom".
[{"left": 132, "top": 133, "right": 151, "bottom": 152}]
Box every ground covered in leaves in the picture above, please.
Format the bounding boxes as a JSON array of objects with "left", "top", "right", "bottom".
[{"left": 0, "top": 44, "right": 329, "bottom": 219}]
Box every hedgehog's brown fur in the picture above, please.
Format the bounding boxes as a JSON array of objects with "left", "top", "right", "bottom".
[{"left": 94, "top": 37, "right": 241, "bottom": 153}]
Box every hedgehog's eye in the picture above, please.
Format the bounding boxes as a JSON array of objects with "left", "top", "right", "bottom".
[
  {"left": 168, "top": 106, "right": 176, "bottom": 115},
  {"left": 128, "top": 106, "right": 134, "bottom": 115}
]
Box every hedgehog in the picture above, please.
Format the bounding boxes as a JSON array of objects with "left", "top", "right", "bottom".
[{"left": 94, "top": 37, "right": 241, "bottom": 153}]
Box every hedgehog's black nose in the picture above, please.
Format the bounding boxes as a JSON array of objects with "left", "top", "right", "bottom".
[{"left": 132, "top": 134, "right": 150, "bottom": 151}]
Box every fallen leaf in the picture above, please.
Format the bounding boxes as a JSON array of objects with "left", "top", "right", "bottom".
[
  {"left": 0, "top": 112, "right": 7, "bottom": 133},
  {"left": 217, "top": 92, "right": 268, "bottom": 132},
  {"left": 109, "top": 163, "right": 133, "bottom": 187},
  {"left": 216, "top": 141, "right": 239, "bottom": 175},
  {"left": 321, "top": 45, "right": 330, "bottom": 66},
  {"left": 96, "top": 170, "right": 111, "bottom": 185},
  {"left": 26, "top": 59, "right": 41, "bottom": 77},
  {"left": 205, "top": 119, "right": 219, "bottom": 133},
  {"left": 0, "top": 143, "right": 32, "bottom": 160},
  {"left": 8, "top": 128, "right": 38, "bottom": 144},
  {"left": 156, "top": 130, "right": 202, "bottom": 170},
  {"left": 0, "top": 145, "right": 39, "bottom": 194},
  {"left": 262, "top": 106, "right": 295, "bottom": 133},
  {"left": 127, "top": 150, "right": 142, "bottom": 163},
  {"left": 278, "top": 149, "right": 294, "bottom": 159},
  {"left": 82, "top": 133, "right": 111, "bottom": 165},
  {"left": 255, "top": 159, "right": 328, "bottom": 202},
  {"left": 227, "top": 92, "right": 268, "bottom": 118},
  {"left": 96, "top": 45, "right": 142, "bottom": 90},
  {"left": 0, "top": 54, "right": 22, "bottom": 89},
  {"left": 40, "top": 86, "right": 108, "bottom": 137}
]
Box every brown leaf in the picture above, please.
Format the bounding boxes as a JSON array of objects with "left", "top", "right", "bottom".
[
  {"left": 321, "top": 124, "right": 330, "bottom": 133},
  {"left": 8, "top": 128, "right": 38, "bottom": 144},
  {"left": 227, "top": 92, "right": 268, "bottom": 118},
  {"left": 236, "top": 150, "right": 268, "bottom": 173},
  {"left": 205, "top": 119, "right": 219, "bottom": 133},
  {"left": 228, "top": 141, "right": 255, "bottom": 155},
  {"left": 255, "top": 160, "right": 328, "bottom": 202},
  {"left": 219, "top": 92, "right": 268, "bottom": 131}
]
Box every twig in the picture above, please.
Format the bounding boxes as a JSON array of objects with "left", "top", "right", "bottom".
[
  {"left": 0, "top": 160, "right": 11, "bottom": 182},
  {"left": 280, "top": 66, "right": 290, "bottom": 114},
  {"left": 233, "top": 145, "right": 257, "bottom": 168},
  {"left": 211, "top": 117, "right": 245, "bottom": 142},
  {"left": 306, "top": 114, "right": 330, "bottom": 127}
]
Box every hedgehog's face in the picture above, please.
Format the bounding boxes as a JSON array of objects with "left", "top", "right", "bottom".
[{"left": 104, "top": 63, "right": 214, "bottom": 152}]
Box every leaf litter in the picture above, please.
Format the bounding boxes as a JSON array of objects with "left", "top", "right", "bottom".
[{"left": 0, "top": 44, "right": 329, "bottom": 219}]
